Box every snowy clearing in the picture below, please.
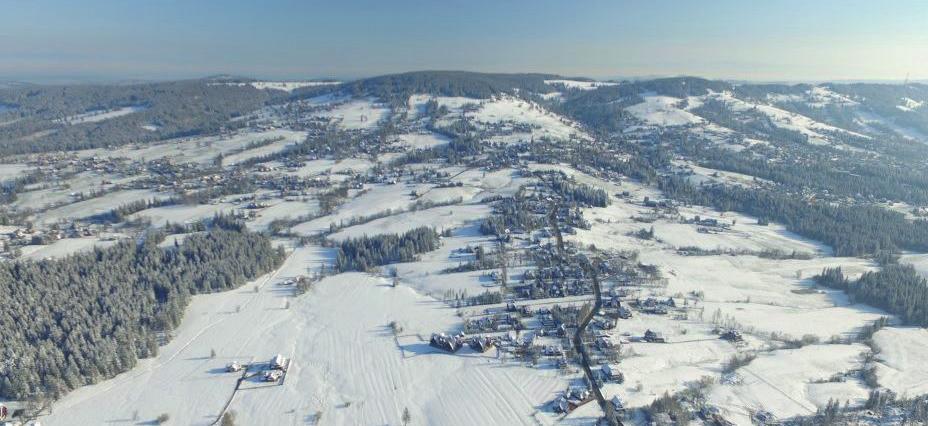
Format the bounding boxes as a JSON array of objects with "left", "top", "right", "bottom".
[
  {"left": 710, "top": 344, "right": 869, "bottom": 423},
  {"left": 56, "top": 105, "right": 147, "bottom": 125},
  {"left": 45, "top": 248, "right": 564, "bottom": 426},
  {"left": 544, "top": 79, "right": 618, "bottom": 90},
  {"left": 626, "top": 95, "right": 704, "bottom": 127},
  {"left": 871, "top": 327, "right": 928, "bottom": 396}
]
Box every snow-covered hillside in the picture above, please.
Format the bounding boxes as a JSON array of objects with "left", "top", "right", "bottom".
[{"left": 5, "top": 73, "right": 927, "bottom": 426}]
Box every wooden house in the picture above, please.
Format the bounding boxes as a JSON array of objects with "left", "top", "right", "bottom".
[
  {"left": 601, "top": 364, "right": 624, "bottom": 383},
  {"left": 468, "top": 336, "right": 496, "bottom": 353},
  {"left": 429, "top": 333, "right": 463, "bottom": 353}
]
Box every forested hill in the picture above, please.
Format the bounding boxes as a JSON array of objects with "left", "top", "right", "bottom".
[
  {"left": 0, "top": 225, "right": 286, "bottom": 400},
  {"left": 347, "top": 71, "right": 563, "bottom": 104},
  {"left": 0, "top": 79, "right": 279, "bottom": 155}
]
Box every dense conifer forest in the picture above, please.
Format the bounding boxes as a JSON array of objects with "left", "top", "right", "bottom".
[
  {"left": 335, "top": 227, "right": 441, "bottom": 272},
  {"left": 0, "top": 223, "right": 285, "bottom": 399},
  {"left": 348, "top": 71, "right": 561, "bottom": 105},
  {"left": 0, "top": 79, "right": 277, "bottom": 155}
]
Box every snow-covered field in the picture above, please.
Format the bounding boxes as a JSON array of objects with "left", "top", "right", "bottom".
[
  {"left": 767, "top": 86, "right": 859, "bottom": 108},
  {"left": 626, "top": 95, "right": 704, "bottom": 127},
  {"left": 897, "top": 97, "right": 924, "bottom": 112},
  {"left": 544, "top": 79, "right": 618, "bottom": 90},
  {"left": 871, "top": 327, "right": 928, "bottom": 396},
  {"left": 128, "top": 203, "right": 237, "bottom": 227},
  {"left": 316, "top": 98, "right": 389, "bottom": 130},
  {"left": 856, "top": 110, "right": 928, "bottom": 143},
  {"left": 45, "top": 246, "right": 564, "bottom": 426},
  {"left": 409, "top": 94, "right": 588, "bottom": 142},
  {"left": 710, "top": 344, "right": 870, "bottom": 423},
  {"left": 18, "top": 237, "right": 118, "bottom": 260},
  {"left": 707, "top": 91, "right": 868, "bottom": 144},
  {"left": 291, "top": 183, "right": 423, "bottom": 236},
  {"left": 56, "top": 105, "right": 147, "bottom": 125},
  {"left": 79, "top": 129, "right": 305, "bottom": 164},
  {"left": 216, "top": 81, "right": 340, "bottom": 92},
  {"left": 246, "top": 198, "right": 320, "bottom": 232},
  {"left": 900, "top": 252, "right": 928, "bottom": 278},
  {"left": 569, "top": 187, "right": 885, "bottom": 342},
  {"left": 395, "top": 132, "right": 450, "bottom": 149},
  {"left": 327, "top": 203, "right": 491, "bottom": 241},
  {"left": 469, "top": 96, "right": 590, "bottom": 142},
  {"left": 250, "top": 81, "right": 340, "bottom": 92},
  {"left": 12, "top": 172, "right": 128, "bottom": 211},
  {"left": 37, "top": 189, "right": 169, "bottom": 224},
  {"left": 0, "top": 162, "right": 30, "bottom": 182}
]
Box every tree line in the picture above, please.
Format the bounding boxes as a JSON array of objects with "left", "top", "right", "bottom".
[
  {"left": 816, "top": 265, "right": 928, "bottom": 327},
  {"left": 659, "top": 176, "right": 928, "bottom": 257},
  {"left": 335, "top": 227, "right": 441, "bottom": 272}
]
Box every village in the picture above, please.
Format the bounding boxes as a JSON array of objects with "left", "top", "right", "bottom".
[{"left": 2, "top": 75, "right": 927, "bottom": 426}]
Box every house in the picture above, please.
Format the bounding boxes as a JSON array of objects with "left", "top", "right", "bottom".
[
  {"left": 263, "top": 369, "right": 283, "bottom": 382},
  {"left": 543, "top": 345, "right": 564, "bottom": 356},
  {"left": 616, "top": 306, "right": 632, "bottom": 319},
  {"left": 595, "top": 318, "right": 616, "bottom": 330},
  {"left": 469, "top": 336, "right": 496, "bottom": 353},
  {"left": 601, "top": 364, "right": 624, "bottom": 383},
  {"left": 720, "top": 329, "right": 744, "bottom": 342},
  {"left": 429, "top": 333, "right": 464, "bottom": 352},
  {"left": 700, "top": 406, "right": 735, "bottom": 426},
  {"left": 567, "top": 385, "right": 590, "bottom": 401},
  {"left": 643, "top": 329, "right": 666, "bottom": 343},
  {"left": 610, "top": 395, "right": 625, "bottom": 412},
  {"left": 270, "top": 354, "right": 288, "bottom": 370},
  {"left": 553, "top": 386, "right": 592, "bottom": 414},
  {"left": 595, "top": 335, "right": 616, "bottom": 350}
]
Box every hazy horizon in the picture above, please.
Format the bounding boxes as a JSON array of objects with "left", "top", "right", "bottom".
[{"left": 2, "top": 0, "right": 926, "bottom": 84}]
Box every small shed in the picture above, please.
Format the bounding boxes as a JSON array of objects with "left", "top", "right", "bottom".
[
  {"left": 644, "top": 329, "right": 666, "bottom": 343},
  {"left": 720, "top": 329, "right": 743, "bottom": 342}
]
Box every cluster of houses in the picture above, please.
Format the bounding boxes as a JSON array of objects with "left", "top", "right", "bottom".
[
  {"left": 429, "top": 333, "right": 466, "bottom": 353},
  {"left": 427, "top": 334, "right": 499, "bottom": 354},
  {"left": 553, "top": 385, "right": 593, "bottom": 414},
  {"left": 634, "top": 297, "right": 677, "bottom": 316},
  {"left": 225, "top": 354, "right": 290, "bottom": 383},
  {"left": 464, "top": 312, "right": 523, "bottom": 333}
]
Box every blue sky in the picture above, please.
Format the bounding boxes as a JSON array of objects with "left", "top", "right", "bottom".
[{"left": 1, "top": 0, "right": 926, "bottom": 82}]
